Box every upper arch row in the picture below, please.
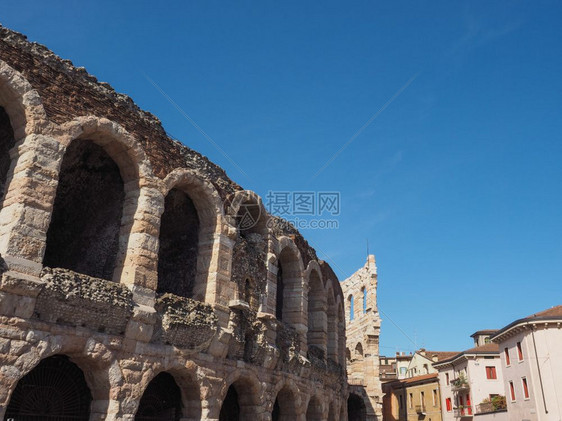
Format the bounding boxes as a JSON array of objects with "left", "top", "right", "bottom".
[{"left": 0, "top": 59, "right": 346, "bottom": 336}]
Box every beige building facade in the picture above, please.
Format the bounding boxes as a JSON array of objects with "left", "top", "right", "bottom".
[
  {"left": 0, "top": 26, "right": 352, "bottom": 420},
  {"left": 342, "top": 255, "right": 383, "bottom": 421},
  {"left": 491, "top": 305, "right": 562, "bottom": 421}
]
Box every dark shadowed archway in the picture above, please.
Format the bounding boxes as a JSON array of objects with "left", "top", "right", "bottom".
[
  {"left": 348, "top": 393, "right": 366, "bottom": 421},
  {"left": 5, "top": 355, "right": 92, "bottom": 420},
  {"left": 219, "top": 385, "right": 240, "bottom": 421},
  {"left": 44, "top": 139, "right": 125, "bottom": 280},
  {"left": 157, "top": 188, "right": 200, "bottom": 298},
  {"left": 136, "top": 372, "right": 183, "bottom": 421},
  {"left": 272, "top": 385, "right": 298, "bottom": 421},
  {"left": 0, "top": 106, "right": 15, "bottom": 202}
]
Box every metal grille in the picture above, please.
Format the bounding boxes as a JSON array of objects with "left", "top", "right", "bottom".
[{"left": 4, "top": 355, "right": 91, "bottom": 421}]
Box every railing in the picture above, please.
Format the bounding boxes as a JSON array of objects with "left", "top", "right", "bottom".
[
  {"left": 476, "top": 402, "right": 494, "bottom": 414},
  {"left": 451, "top": 381, "right": 470, "bottom": 392},
  {"left": 415, "top": 405, "right": 426, "bottom": 414},
  {"left": 454, "top": 406, "right": 473, "bottom": 417}
]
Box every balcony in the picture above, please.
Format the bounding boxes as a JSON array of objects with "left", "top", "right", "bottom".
[
  {"left": 450, "top": 375, "right": 470, "bottom": 392},
  {"left": 454, "top": 406, "right": 473, "bottom": 418}
]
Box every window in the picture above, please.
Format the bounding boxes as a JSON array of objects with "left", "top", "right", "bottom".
[
  {"left": 400, "top": 367, "right": 407, "bottom": 376},
  {"left": 509, "top": 381, "right": 516, "bottom": 401},
  {"left": 432, "top": 389, "right": 438, "bottom": 406},
  {"left": 421, "top": 391, "right": 425, "bottom": 408},
  {"left": 423, "top": 364, "right": 429, "bottom": 374},
  {"left": 446, "top": 398, "right": 452, "bottom": 412},
  {"left": 504, "top": 348, "right": 511, "bottom": 366},
  {"left": 363, "top": 287, "right": 367, "bottom": 314},
  {"left": 350, "top": 296, "right": 354, "bottom": 321},
  {"left": 522, "top": 377, "right": 529, "bottom": 399},
  {"left": 409, "top": 393, "right": 413, "bottom": 409},
  {"left": 485, "top": 366, "right": 497, "bottom": 380},
  {"left": 446, "top": 373, "right": 450, "bottom": 385},
  {"left": 517, "top": 342, "right": 523, "bottom": 361}
]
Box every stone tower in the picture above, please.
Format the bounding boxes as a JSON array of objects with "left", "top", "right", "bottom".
[{"left": 342, "top": 255, "right": 383, "bottom": 421}]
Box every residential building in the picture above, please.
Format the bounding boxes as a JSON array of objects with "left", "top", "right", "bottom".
[
  {"left": 434, "top": 341, "right": 507, "bottom": 421},
  {"left": 381, "top": 355, "right": 398, "bottom": 382},
  {"left": 491, "top": 305, "right": 562, "bottom": 421},
  {"left": 383, "top": 374, "right": 442, "bottom": 421},
  {"left": 406, "top": 349, "right": 459, "bottom": 378}
]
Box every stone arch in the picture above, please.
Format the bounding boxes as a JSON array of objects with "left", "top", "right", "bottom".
[
  {"left": 272, "top": 379, "right": 301, "bottom": 421},
  {"left": 5, "top": 354, "right": 92, "bottom": 420},
  {"left": 0, "top": 338, "right": 118, "bottom": 421},
  {"left": 326, "top": 282, "right": 338, "bottom": 363},
  {"left": 355, "top": 342, "right": 364, "bottom": 360},
  {"left": 133, "top": 366, "right": 201, "bottom": 421},
  {"left": 348, "top": 293, "right": 355, "bottom": 321},
  {"left": 218, "top": 371, "right": 262, "bottom": 420},
  {"left": 348, "top": 392, "right": 367, "bottom": 421},
  {"left": 0, "top": 61, "right": 55, "bottom": 271},
  {"left": 42, "top": 116, "right": 154, "bottom": 282},
  {"left": 0, "top": 60, "right": 49, "bottom": 141},
  {"left": 226, "top": 189, "right": 269, "bottom": 236},
  {"left": 159, "top": 169, "right": 226, "bottom": 302},
  {"left": 305, "top": 260, "right": 327, "bottom": 359},
  {"left": 274, "top": 236, "right": 305, "bottom": 327},
  {"left": 306, "top": 393, "right": 324, "bottom": 421}
]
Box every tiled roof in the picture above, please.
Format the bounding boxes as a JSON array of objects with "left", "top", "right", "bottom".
[
  {"left": 420, "top": 351, "right": 459, "bottom": 361},
  {"left": 403, "top": 373, "right": 438, "bottom": 384},
  {"left": 528, "top": 305, "right": 562, "bottom": 318},
  {"left": 491, "top": 305, "right": 562, "bottom": 341},
  {"left": 470, "top": 329, "right": 498, "bottom": 337},
  {"left": 433, "top": 343, "right": 499, "bottom": 366}
]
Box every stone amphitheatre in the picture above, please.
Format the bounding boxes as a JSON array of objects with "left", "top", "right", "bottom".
[{"left": 0, "top": 26, "right": 380, "bottom": 420}]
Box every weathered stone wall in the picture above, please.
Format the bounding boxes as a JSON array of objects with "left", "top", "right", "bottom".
[
  {"left": 342, "top": 255, "right": 383, "bottom": 421},
  {"left": 0, "top": 25, "right": 348, "bottom": 421}
]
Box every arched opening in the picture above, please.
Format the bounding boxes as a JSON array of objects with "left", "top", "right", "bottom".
[
  {"left": 346, "top": 348, "right": 352, "bottom": 363},
  {"left": 306, "top": 395, "right": 323, "bottom": 421},
  {"left": 348, "top": 393, "right": 366, "bottom": 421},
  {"left": 355, "top": 343, "right": 364, "bottom": 360},
  {"left": 349, "top": 295, "right": 355, "bottom": 321},
  {"left": 327, "top": 288, "right": 338, "bottom": 362},
  {"left": 272, "top": 386, "right": 298, "bottom": 421},
  {"left": 235, "top": 199, "right": 266, "bottom": 237},
  {"left": 157, "top": 188, "right": 200, "bottom": 298},
  {"left": 276, "top": 261, "right": 284, "bottom": 320},
  {"left": 44, "top": 139, "right": 125, "bottom": 280},
  {"left": 275, "top": 245, "right": 303, "bottom": 326},
  {"left": 362, "top": 287, "right": 367, "bottom": 314},
  {"left": 136, "top": 372, "right": 182, "bottom": 421},
  {"left": 219, "top": 378, "right": 260, "bottom": 420},
  {"left": 0, "top": 106, "right": 15, "bottom": 202},
  {"left": 5, "top": 355, "right": 92, "bottom": 420},
  {"left": 219, "top": 385, "right": 240, "bottom": 421},
  {"left": 307, "top": 269, "right": 327, "bottom": 358}
]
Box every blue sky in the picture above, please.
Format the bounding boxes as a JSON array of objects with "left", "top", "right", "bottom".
[{"left": 4, "top": 1, "right": 561, "bottom": 353}]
